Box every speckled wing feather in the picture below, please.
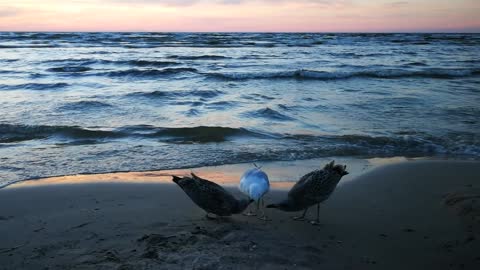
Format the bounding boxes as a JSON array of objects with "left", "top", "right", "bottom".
[
  {"left": 191, "top": 173, "right": 237, "bottom": 201},
  {"left": 288, "top": 169, "right": 330, "bottom": 200},
  {"left": 189, "top": 174, "right": 238, "bottom": 215}
]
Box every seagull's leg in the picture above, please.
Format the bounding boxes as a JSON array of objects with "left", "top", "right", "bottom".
[
  {"left": 309, "top": 204, "right": 321, "bottom": 226},
  {"left": 257, "top": 198, "right": 271, "bottom": 221},
  {"left": 242, "top": 201, "right": 257, "bottom": 216},
  {"left": 293, "top": 208, "right": 308, "bottom": 221}
]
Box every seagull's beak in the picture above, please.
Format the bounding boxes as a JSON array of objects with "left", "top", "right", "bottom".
[{"left": 172, "top": 175, "right": 182, "bottom": 184}]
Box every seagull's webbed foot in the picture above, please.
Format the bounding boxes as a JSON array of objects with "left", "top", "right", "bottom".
[
  {"left": 309, "top": 220, "right": 322, "bottom": 226},
  {"left": 257, "top": 215, "right": 271, "bottom": 221},
  {"left": 242, "top": 210, "right": 257, "bottom": 216},
  {"left": 205, "top": 213, "right": 218, "bottom": 220},
  {"left": 257, "top": 210, "right": 271, "bottom": 221},
  {"left": 292, "top": 208, "right": 308, "bottom": 221}
]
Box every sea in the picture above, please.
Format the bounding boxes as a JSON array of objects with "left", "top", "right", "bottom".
[{"left": 0, "top": 32, "right": 479, "bottom": 187}]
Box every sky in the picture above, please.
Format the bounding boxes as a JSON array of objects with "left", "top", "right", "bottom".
[{"left": 0, "top": 0, "right": 479, "bottom": 32}]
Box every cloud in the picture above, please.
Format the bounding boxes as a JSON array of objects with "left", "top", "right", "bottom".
[
  {"left": 386, "top": 1, "right": 409, "bottom": 7},
  {"left": 110, "top": 0, "right": 200, "bottom": 6},
  {"left": 0, "top": 7, "right": 20, "bottom": 17},
  {"left": 108, "top": 0, "right": 349, "bottom": 7}
]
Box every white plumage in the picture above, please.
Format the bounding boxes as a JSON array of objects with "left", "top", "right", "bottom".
[{"left": 239, "top": 167, "right": 270, "bottom": 219}]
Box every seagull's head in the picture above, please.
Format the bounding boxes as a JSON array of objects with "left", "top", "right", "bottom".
[
  {"left": 324, "top": 161, "right": 349, "bottom": 176},
  {"left": 172, "top": 175, "right": 183, "bottom": 184},
  {"left": 333, "top": 164, "right": 349, "bottom": 176}
]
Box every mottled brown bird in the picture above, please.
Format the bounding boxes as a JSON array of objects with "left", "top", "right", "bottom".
[
  {"left": 173, "top": 173, "right": 253, "bottom": 219},
  {"left": 267, "top": 161, "right": 348, "bottom": 225}
]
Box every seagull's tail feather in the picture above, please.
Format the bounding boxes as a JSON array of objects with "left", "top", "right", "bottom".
[
  {"left": 249, "top": 183, "right": 268, "bottom": 201},
  {"left": 323, "top": 160, "right": 335, "bottom": 170}
]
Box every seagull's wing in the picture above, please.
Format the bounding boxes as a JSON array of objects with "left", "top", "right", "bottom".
[
  {"left": 192, "top": 173, "right": 239, "bottom": 202},
  {"left": 288, "top": 171, "right": 315, "bottom": 198},
  {"left": 192, "top": 173, "right": 224, "bottom": 190},
  {"left": 288, "top": 170, "right": 328, "bottom": 199}
]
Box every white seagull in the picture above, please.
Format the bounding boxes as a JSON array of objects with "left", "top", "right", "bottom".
[{"left": 239, "top": 164, "right": 270, "bottom": 220}]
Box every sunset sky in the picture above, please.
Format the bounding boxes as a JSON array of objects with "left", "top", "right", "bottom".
[{"left": 0, "top": 0, "right": 479, "bottom": 32}]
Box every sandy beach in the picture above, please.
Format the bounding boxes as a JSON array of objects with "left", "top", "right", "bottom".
[{"left": 0, "top": 160, "right": 479, "bottom": 269}]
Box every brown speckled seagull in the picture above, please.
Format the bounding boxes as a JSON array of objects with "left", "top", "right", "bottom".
[
  {"left": 267, "top": 161, "right": 348, "bottom": 225},
  {"left": 173, "top": 173, "right": 253, "bottom": 219}
]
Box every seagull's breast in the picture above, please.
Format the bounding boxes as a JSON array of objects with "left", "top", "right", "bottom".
[{"left": 239, "top": 168, "right": 270, "bottom": 200}]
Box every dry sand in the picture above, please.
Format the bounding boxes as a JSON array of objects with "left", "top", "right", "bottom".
[{"left": 0, "top": 160, "right": 479, "bottom": 269}]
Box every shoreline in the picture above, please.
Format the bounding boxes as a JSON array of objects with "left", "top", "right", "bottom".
[
  {"left": 4, "top": 156, "right": 416, "bottom": 189},
  {"left": 1, "top": 159, "right": 479, "bottom": 269}
]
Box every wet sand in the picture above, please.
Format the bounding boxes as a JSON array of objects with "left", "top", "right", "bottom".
[{"left": 0, "top": 160, "right": 479, "bottom": 269}]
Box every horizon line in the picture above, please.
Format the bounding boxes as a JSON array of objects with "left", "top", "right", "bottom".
[{"left": 1, "top": 30, "right": 479, "bottom": 34}]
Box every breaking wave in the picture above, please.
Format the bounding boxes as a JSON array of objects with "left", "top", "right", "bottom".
[
  {"left": 105, "top": 67, "right": 198, "bottom": 77},
  {"left": 0, "top": 124, "right": 120, "bottom": 143},
  {"left": 57, "top": 101, "right": 113, "bottom": 111},
  {"left": 0, "top": 83, "right": 69, "bottom": 91},
  {"left": 207, "top": 68, "right": 480, "bottom": 81},
  {"left": 48, "top": 66, "right": 92, "bottom": 73},
  {"left": 167, "top": 55, "right": 231, "bottom": 60}
]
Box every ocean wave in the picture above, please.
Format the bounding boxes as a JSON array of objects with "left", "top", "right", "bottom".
[
  {"left": 1, "top": 123, "right": 479, "bottom": 186},
  {"left": 280, "top": 132, "right": 480, "bottom": 158},
  {"left": 19, "top": 33, "right": 82, "bottom": 40},
  {"left": 120, "top": 60, "right": 181, "bottom": 67},
  {"left": 43, "top": 58, "right": 97, "bottom": 64},
  {"left": 330, "top": 52, "right": 391, "bottom": 58},
  {"left": 115, "top": 125, "right": 273, "bottom": 143},
  {"left": 241, "top": 93, "right": 275, "bottom": 101},
  {"left": 43, "top": 58, "right": 181, "bottom": 68},
  {"left": 167, "top": 55, "right": 231, "bottom": 60},
  {"left": 48, "top": 66, "right": 92, "bottom": 73},
  {"left": 57, "top": 101, "right": 113, "bottom": 111},
  {"left": 243, "top": 107, "right": 295, "bottom": 121},
  {"left": 207, "top": 68, "right": 480, "bottom": 81},
  {"left": 0, "top": 44, "right": 58, "bottom": 49},
  {"left": 405, "top": 61, "right": 428, "bottom": 66},
  {"left": 105, "top": 67, "right": 197, "bottom": 77},
  {"left": 0, "top": 124, "right": 121, "bottom": 143},
  {"left": 204, "top": 101, "right": 238, "bottom": 110},
  {"left": 0, "top": 70, "right": 21, "bottom": 74},
  {"left": 126, "top": 89, "right": 224, "bottom": 99},
  {"left": 2, "top": 33, "right": 479, "bottom": 49},
  {"left": 0, "top": 59, "right": 19, "bottom": 63},
  {"left": 184, "top": 108, "right": 201, "bottom": 117},
  {"left": 0, "top": 83, "right": 69, "bottom": 91},
  {"left": 148, "top": 126, "right": 271, "bottom": 142}
]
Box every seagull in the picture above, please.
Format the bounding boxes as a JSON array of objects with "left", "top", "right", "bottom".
[
  {"left": 267, "top": 161, "right": 348, "bottom": 225},
  {"left": 239, "top": 165, "right": 270, "bottom": 220},
  {"left": 173, "top": 173, "right": 253, "bottom": 219}
]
